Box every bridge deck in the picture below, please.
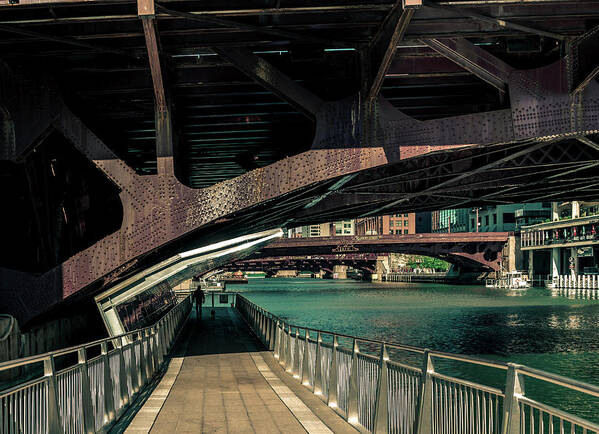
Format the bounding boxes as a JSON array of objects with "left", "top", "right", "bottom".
[{"left": 124, "top": 307, "right": 355, "bottom": 434}]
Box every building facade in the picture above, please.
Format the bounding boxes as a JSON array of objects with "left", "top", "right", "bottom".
[
  {"left": 432, "top": 208, "right": 469, "bottom": 233},
  {"left": 468, "top": 203, "right": 551, "bottom": 232},
  {"left": 415, "top": 212, "right": 432, "bottom": 233},
  {"left": 355, "top": 214, "right": 415, "bottom": 236},
  {"left": 521, "top": 201, "right": 599, "bottom": 284}
]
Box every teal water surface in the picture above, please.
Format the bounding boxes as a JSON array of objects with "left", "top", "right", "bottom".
[{"left": 237, "top": 278, "right": 599, "bottom": 422}]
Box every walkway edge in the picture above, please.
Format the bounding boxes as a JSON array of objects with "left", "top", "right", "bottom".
[{"left": 249, "top": 351, "right": 333, "bottom": 434}]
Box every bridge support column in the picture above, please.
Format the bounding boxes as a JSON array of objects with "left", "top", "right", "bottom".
[
  {"left": 552, "top": 248, "right": 561, "bottom": 278},
  {"left": 333, "top": 265, "right": 348, "bottom": 279},
  {"left": 528, "top": 250, "right": 534, "bottom": 280}
]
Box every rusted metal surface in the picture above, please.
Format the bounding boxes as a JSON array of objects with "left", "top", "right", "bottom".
[
  {"left": 265, "top": 233, "right": 510, "bottom": 248},
  {"left": 1, "top": 3, "right": 599, "bottom": 325},
  {"left": 226, "top": 231, "right": 508, "bottom": 271}
]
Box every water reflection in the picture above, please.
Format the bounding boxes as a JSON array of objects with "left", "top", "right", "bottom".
[{"left": 552, "top": 287, "right": 599, "bottom": 300}]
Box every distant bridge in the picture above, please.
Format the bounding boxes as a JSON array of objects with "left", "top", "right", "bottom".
[
  {"left": 231, "top": 233, "right": 511, "bottom": 272},
  {"left": 225, "top": 253, "right": 383, "bottom": 276}
]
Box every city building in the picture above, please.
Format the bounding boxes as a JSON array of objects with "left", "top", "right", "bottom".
[
  {"left": 468, "top": 203, "right": 551, "bottom": 232},
  {"left": 333, "top": 220, "right": 355, "bottom": 236},
  {"left": 355, "top": 214, "right": 415, "bottom": 235},
  {"left": 432, "top": 209, "right": 469, "bottom": 233},
  {"left": 521, "top": 201, "right": 599, "bottom": 282},
  {"left": 415, "top": 212, "right": 432, "bottom": 233}
]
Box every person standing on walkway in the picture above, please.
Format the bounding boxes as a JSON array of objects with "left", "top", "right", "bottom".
[{"left": 195, "top": 288, "right": 205, "bottom": 320}]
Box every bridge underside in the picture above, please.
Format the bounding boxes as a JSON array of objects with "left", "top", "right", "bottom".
[
  {"left": 236, "top": 233, "right": 509, "bottom": 272},
  {"left": 1, "top": 1, "right": 599, "bottom": 326}
]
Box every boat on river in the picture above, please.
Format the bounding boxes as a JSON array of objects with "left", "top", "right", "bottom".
[{"left": 485, "top": 271, "right": 531, "bottom": 290}]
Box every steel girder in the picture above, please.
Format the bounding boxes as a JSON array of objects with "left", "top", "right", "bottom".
[
  {"left": 241, "top": 233, "right": 509, "bottom": 271},
  {"left": 1, "top": 29, "right": 599, "bottom": 324}
]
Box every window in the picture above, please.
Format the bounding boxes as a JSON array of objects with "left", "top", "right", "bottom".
[
  {"left": 493, "top": 214, "right": 497, "bottom": 225},
  {"left": 396, "top": 229, "right": 401, "bottom": 234},
  {"left": 485, "top": 215, "right": 489, "bottom": 226},
  {"left": 404, "top": 229, "right": 408, "bottom": 234}
]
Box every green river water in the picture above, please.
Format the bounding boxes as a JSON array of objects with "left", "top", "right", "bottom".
[{"left": 236, "top": 278, "right": 599, "bottom": 424}]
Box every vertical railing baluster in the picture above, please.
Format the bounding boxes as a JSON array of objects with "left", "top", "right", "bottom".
[
  {"left": 414, "top": 350, "right": 434, "bottom": 434},
  {"left": 314, "top": 332, "right": 323, "bottom": 395},
  {"left": 77, "top": 348, "right": 95, "bottom": 434},
  {"left": 301, "top": 330, "right": 311, "bottom": 386},
  {"left": 269, "top": 317, "right": 276, "bottom": 351},
  {"left": 347, "top": 338, "right": 360, "bottom": 424},
  {"left": 117, "top": 337, "right": 129, "bottom": 408},
  {"left": 328, "top": 335, "right": 339, "bottom": 409},
  {"left": 44, "top": 356, "right": 63, "bottom": 434},
  {"left": 130, "top": 333, "right": 140, "bottom": 394},
  {"left": 151, "top": 326, "right": 159, "bottom": 374},
  {"left": 139, "top": 331, "right": 148, "bottom": 389},
  {"left": 293, "top": 329, "right": 301, "bottom": 378},
  {"left": 101, "top": 342, "right": 116, "bottom": 424},
  {"left": 501, "top": 364, "right": 525, "bottom": 434},
  {"left": 373, "top": 344, "right": 389, "bottom": 434}
]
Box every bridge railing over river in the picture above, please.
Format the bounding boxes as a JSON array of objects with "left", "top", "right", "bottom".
[
  {"left": 237, "top": 294, "right": 599, "bottom": 434},
  {"left": 0, "top": 295, "right": 191, "bottom": 433}
]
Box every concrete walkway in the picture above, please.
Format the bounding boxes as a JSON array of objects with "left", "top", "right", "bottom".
[{"left": 125, "top": 307, "right": 356, "bottom": 434}]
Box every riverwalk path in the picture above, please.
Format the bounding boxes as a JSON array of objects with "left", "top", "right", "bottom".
[{"left": 121, "top": 307, "right": 356, "bottom": 433}]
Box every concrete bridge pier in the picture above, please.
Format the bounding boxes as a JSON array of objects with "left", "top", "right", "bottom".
[{"left": 332, "top": 265, "right": 348, "bottom": 279}]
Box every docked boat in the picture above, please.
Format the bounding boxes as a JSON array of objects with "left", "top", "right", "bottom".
[{"left": 485, "top": 271, "right": 531, "bottom": 290}]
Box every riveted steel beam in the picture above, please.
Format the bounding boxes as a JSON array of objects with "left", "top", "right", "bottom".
[
  {"left": 365, "top": 0, "right": 420, "bottom": 104},
  {"left": 421, "top": 38, "right": 513, "bottom": 93},
  {"left": 423, "top": 0, "right": 566, "bottom": 41},
  {"left": 212, "top": 47, "right": 324, "bottom": 119},
  {"left": 0, "top": 23, "right": 137, "bottom": 58},
  {"left": 138, "top": 0, "right": 174, "bottom": 162},
  {"left": 155, "top": 4, "right": 347, "bottom": 48}
]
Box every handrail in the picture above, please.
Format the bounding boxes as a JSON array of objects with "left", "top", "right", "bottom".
[
  {"left": 235, "top": 293, "right": 599, "bottom": 434},
  {"left": 0, "top": 294, "right": 192, "bottom": 434},
  {"left": 0, "top": 297, "right": 188, "bottom": 372}
]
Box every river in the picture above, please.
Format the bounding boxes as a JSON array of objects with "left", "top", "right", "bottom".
[{"left": 237, "top": 278, "right": 599, "bottom": 423}]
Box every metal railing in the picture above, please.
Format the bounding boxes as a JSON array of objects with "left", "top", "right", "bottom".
[
  {"left": 236, "top": 294, "right": 599, "bottom": 434},
  {"left": 0, "top": 295, "right": 191, "bottom": 433},
  {"left": 548, "top": 274, "right": 599, "bottom": 290}
]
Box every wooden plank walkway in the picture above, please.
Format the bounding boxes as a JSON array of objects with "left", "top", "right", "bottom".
[{"left": 123, "top": 306, "right": 356, "bottom": 434}]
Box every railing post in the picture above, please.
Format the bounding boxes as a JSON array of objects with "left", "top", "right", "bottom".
[
  {"left": 313, "top": 332, "right": 323, "bottom": 395},
  {"left": 151, "top": 326, "right": 160, "bottom": 373},
  {"left": 328, "top": 335, "right": 339, "bottom": 409},
  {"left": 501, "top": 364, "right": 525, "bottom": 434},
  {"left": 144, "top": 329, "right": 153, "bottom": 379},
  {"left": 44, "top": 356, "right": 63, "bottom": 434},
  {"left": 117, "top": 337, "right": 129, "bottom": 409},
  {"left": 78, "top": 348, "right": 96, "bottom": 434},
  {"left": 301, "top": 330, "right": 311, "bottom": 386},
  {"left": 130, "top": 333, "right": 140, "bottom": 394},
  {"left": 414, "top": 350, "right": 434, "bottom": 434},
  {"left": 279, "top": 324, "right": 287, "bottom": 366},
  {"left": 372, "top": 344, "right": 390, "bottom": 434},
  {"left": 347, "top": 338, "right": 360, "bottom": 424},
  {"left": 101, "top": 342, "right": 116, "bottom": 423},
  {"left": 139, "top": 332, "right": 148, "bottom": 387},
  {"left": 293, "top": 329, "right": 301, "bottom": 378},
  {"left": 286, "top": 326, "right": 294, "bottom": 373},
  {"left": 274, "top": 321, "right": 280, "bottom": 359},
  {"left": 269, "top": 317, "right": 276, "bottom": 351}
]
